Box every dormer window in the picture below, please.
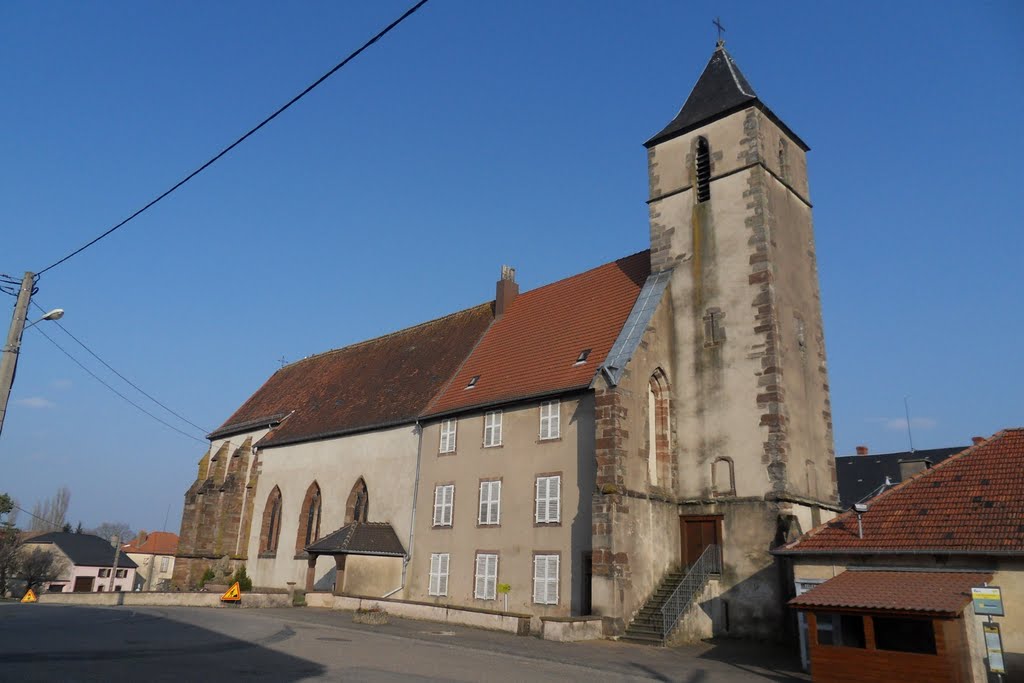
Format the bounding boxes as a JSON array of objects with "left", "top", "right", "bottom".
[
  {"left": 695, "top": 137, "right": 711, "bottom": 203},
  {"left": 466, "top": 375, "right": 479, "bottom": 389},
  {"left": 574, "top": 349, "right": 591, "bottom": 365}
]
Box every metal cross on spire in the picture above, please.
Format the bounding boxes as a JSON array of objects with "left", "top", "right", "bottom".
[{"left": 713, "top": 17, "right": 726, "bottom": 47}]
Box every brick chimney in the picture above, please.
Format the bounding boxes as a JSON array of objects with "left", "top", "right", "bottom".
[
  {"left": 495, "top": 265, "right": 518, "bottom": 318},
  {"left": 855, "top": 445, "right": 869, "bottom": 456},
  {"left": 137, "top": 530, "right": 148, "bottom": 547},
  {"left": 972, "top": 436, "right": 985, "bottom": 445}
]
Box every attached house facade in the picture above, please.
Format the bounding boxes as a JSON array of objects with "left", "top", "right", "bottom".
[
  {"left": 24, "top": 532, "right": 138, "bottom": 593},
  {"left": 122, "top": 531, "right": 179, "bottom": 591},
  {"left": 176, "top": 42, "right": 839, "bottom": 640},
  {"left": 776, "top": 429, "right": 1023, "bottom": 682}
]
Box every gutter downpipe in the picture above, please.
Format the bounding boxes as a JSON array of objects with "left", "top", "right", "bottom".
[{"left": 383, "top": 419, "right": 423, "bottom": 599}]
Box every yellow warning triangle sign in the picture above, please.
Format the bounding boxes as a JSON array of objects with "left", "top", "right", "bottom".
[
  {"left": 220, "top": 582, "right": 241, "bottom": 602},
  {"left": 21, "top": 589, "right": 37, "bottom": 603}
]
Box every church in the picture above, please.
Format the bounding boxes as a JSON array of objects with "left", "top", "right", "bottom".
[{"left": 173, "top": 41, "right": 839, "bottom": 642}]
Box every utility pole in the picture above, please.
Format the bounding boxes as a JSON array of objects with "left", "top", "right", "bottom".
[
  {"left": 108, "top": 534, "right": 122, "bottom": 592},
  {"left": 0, "top": 272, "right": 35, "bottom": 439}
]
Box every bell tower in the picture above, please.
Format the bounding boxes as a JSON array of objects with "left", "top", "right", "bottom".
[{"left": 647, "top": 42, "right": 837, "bottom": 636}]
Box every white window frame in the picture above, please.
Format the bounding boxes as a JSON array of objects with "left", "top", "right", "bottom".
[
  {"left": 483, "top": 410, "right": 502, "bottom": 447},
  {"left": 99, "top": 568, "right": 111, "bottom": 578},
  {"left": 439, "top": 418, "right": 457, "bottom": 454},
  {"left": 478, "top": 480, "right": 501, "bottom": 525},
  {"left": 159, "top": 556, "right": 170, "bottom": 572},
  {"left": 474, "top": 553, "right": 498, "bottom": 600},
  {"left": 533, "top": 554, "right": 559, "bottom": 605},
  {"left": 432, "top": 484, "right": 454, "bottom": 527},
  {"left": 115, "top": 569, "right": 128, "bottom": 579},
  {"left": 535, "top": 475, "right": 561, "bottom": 524},
  {"left": 428, "top": 553, "right": 450, "bottom": 597},
  {"left": 539, "top": 400, "right": 560, "bottom": 440}
]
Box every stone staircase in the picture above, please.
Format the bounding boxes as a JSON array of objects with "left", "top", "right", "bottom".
[{"left": 621, "top": 569, "right": 687, "bottom": 645}]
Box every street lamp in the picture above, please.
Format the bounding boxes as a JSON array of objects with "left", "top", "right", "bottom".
[{"left": 0, "top": 271, "right": 65, "bottom": 438}]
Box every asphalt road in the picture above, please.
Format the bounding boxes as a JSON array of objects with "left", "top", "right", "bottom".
[{"left": 0, "top": 603, "right": 809, "bottom": 682}]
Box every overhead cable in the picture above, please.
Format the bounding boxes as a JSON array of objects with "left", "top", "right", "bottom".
[
  {"left": 31, "top": 300, "right": 210, "bottom": 435},
  {"left": 36, "top": 0, "right": 431, "bottom": 276}
]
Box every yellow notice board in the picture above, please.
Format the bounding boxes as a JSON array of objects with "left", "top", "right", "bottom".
[{"left": 220, "top": 582, "right": 241, "bottom": 602}]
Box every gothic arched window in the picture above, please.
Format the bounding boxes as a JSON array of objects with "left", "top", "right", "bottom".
[
  {"left": 296, "top": 482, "right": 322, "bottom": 552},
  {"left": 260, "top": 486, "right": 283, "bottom": 554},
  {"left": 647, "top": 369, "right": 671, "bottom": 487},
  {"left": 778, "top": 138, "right": 789, "bottom": 181},
  {"left": 695, "top": 137, "right": 711, "bottom": 203},
  {"left": 346, "top": 478, "right": 369, "bottom": 524},
  {"left": 712, "top": 457, "right": 736, "bottom": 496}
]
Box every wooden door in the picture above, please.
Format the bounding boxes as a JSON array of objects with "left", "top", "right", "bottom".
[
  {"left": 681, "top": 516, "right": 720, "bottom": 567},
  {"left": 73, "top": 576, "right": 93, "bottom": 592}
]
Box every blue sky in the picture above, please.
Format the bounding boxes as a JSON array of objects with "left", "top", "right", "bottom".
[{"left": 1, "top": 1, "right": 1021, "bottom": 532}]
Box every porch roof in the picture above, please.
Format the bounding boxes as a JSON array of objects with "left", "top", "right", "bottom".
[
  {"left": 788, "top": 570, "right": 991, "bottom": 617},
  {"left": 304, "top": 522, "right": 406, "bottom": 558}
]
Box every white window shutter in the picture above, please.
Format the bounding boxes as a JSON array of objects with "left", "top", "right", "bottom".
[
  {"left": 548, "top": 555, "right": 559, "bottom": 604},
  {"left": 493, "top": 481, "right": 501, "bottom": 524},
  {"left": 443, "top": 485, "right": 453, "bottom": 526},
  {"left": 533, "top": 556, "right": 544, "bottom": 603},
  {"left": 475, "top": 555, "right": 486, "bottom": 598},
  {"left": 487, "top": 555, "right": 498, "bottom": 599},
  {"left": 429, "top": 554, "right": 440, "bottom": 595},
  {"left": 535, "top": 477, "right": 545, "bottom": 522},
  {"left": 438, "top": 553, "right": 449, "bottom": 596},
  {"left": 478, "top": 483, "right": 487, "bottom": 524},
  {"left": 549, "top": 476, "right": 560, "bottom": 523},
  {"left": 433, "top": 486, "right": 443, "bottom": 526}
]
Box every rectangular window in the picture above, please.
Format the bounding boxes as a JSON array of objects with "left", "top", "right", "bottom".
[
  {"left": 428, "top": 553, "right": 450, "bottom": 597},
  {"left": 439, "top": 418, "right": 457, "bottom": 453},
  {"left": 115, "top": 569, "right": 128, "bottom": 579},
  {"left": 99, "top": 568, "right": 111, "bottom": 578},
  {"left": 432, "top": 484, "right": 454, "bottom": 527},
  {"left": 533, "top": 554, "right": 559, "bottom": 605},
  {"left": 478, "top": 480, "right": 501, "bottom": 525},
  {"left": 535, "top": 475, "right": 561, "bottom": 524},
  {"left": 474, "top": 553, "right": 498, "bottom": 600},
  {"left": 873, "top": 616, "right": 937, "bottom": 654},
  {"left": 539, "top": 400, "right": 560, "bottom": 440},
  {"left": 483, "top": 410, "right": 502, "bottom": 447},
  {"left": 160, "top": 556, "right": 170, "bottom": 572}
]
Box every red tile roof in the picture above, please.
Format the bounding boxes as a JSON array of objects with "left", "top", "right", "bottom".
[
  {"left": 122, "top": 531, "right": 179, "bottom": 556},
  {"left": 424, "top": 251, "right": 650, "bottom": 416},
  {"left": 210, "top": 304, "right": 495, "bottom": 447},
  {"left": 779, "top": 429, "right": 1024, "bottom": 555},
  {"left": 788, "top": 570, "right": 991, "bottom": 616}
]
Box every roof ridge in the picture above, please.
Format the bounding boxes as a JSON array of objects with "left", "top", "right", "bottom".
[
  {"left": 277, "top": 301, "right": 493, "bottom": 371},
  {"left": 512, "top": 249, "right": 650, "bottom": 301}
]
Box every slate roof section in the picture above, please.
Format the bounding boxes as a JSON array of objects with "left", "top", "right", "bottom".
[
  {"left": 601, "top": 268, "right": 672, "bottom": 386},
  {"left": 305, "top": 522, "right": 406, "bottom": 557},
  {"left": 121, "top": 531, "right": 179, "bottom": 556},
  {"left": 210, "top": 303, "right": 495, "bottom": 448},
  {"left": 777, "top": 429, "right": 1024, "bottom": 555},
  {"left": 645, "top": 44, "right": 808, "bottom": 151},
  {"left": 836, "top": 446, "right": 967, "bottom": 509},
  {"left": 28, "top": 532, "right": 139, "bottom": 569},
  {"left": 424, "top": 251, "right": 650, "bottom": 417},
  {"left": 788, "top": 570, "right": 991, "bottom": 617}
]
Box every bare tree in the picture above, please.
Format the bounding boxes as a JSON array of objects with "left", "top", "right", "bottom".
[
  {"left": 0, "top": 493, "right": 19, "bottom": 596},
  {"left": 29, "top": 486, "right": 71, "bottom": 533},
  {"left": 19, "top": 547, "right": 66, "bottom": 593},
  {"left": 89, "top": 522, "right": 134, "bottom": 544}
]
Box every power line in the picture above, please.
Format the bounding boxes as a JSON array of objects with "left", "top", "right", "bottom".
[
  {"left": 36, "top": 0, "right": 431, "bottom": 276},
  {"left": 9, "top": 502, "right": 56, "bottom": 529},
  {"left": 30, "top": 325, "right": 208, "bottom": 445},
  {"left": 31, "top": 300, "right": 209, "bottom": 435}
]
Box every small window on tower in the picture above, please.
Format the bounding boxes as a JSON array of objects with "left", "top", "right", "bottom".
[
  {"left": 695, "top": 137, "right": 711, "bottom": 203},
  {"left": 778, "top": 138, "right": 789, "bottom": 181}
]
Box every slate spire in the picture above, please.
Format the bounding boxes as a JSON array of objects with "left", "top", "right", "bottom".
[{"left": 645, "top": 43, "right": 806, "bottom": 150}]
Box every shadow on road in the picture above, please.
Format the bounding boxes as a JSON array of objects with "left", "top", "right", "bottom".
[
  {"left": 0, "top": 604, "right": 325, "bottom": 681},
  {"left": 694, "top": 638, "right": 809, "bottom": 682}
]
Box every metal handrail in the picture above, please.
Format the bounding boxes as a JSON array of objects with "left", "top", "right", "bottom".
[{"left": 658, "top": 544, "right": 721, "bottom": 639}]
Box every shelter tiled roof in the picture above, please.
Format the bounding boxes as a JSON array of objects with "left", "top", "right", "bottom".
[
  {"left": 210, "top": 303, "right": 495, "bottom": 447},
  {"left": 778, "top": 429, "right": 1024, "bottom": 555},
  {"left": 121, "top": 531, "right": 179, "bottom": 556},
  {"left": 305, "top": 522, "right": 405, "bottom": 557},
  {"left": 28, "top": 532, "right": 139, "bottom": 569},
  {"left": 789, "top": 570, "right": 991, "bottom": 616},
  {"left": 424, "top": 251, "right": 650, "bottom": 417}
]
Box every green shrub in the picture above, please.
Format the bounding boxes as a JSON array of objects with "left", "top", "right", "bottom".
[
  {"left": 198, "top": 567, "right": 216, "bottom": 588},
  {"left": 230, "top": 565, "right": 253, "bottom": 592}
]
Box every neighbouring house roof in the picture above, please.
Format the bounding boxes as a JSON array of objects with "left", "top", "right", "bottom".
[
  {"left": 836, "top": 446, "right": 967, "bottom": 509},
  {"left": 789, "top": 570, "right": 992, "bottom": 617},
  {"left": 424, "top": 251, "right": 650, "bottom": 417},
  {"left": 28, "top": 532, "right": 139, "bottom": 569},
  {"left": 777, "top": 429, "right": 1024, "bottom": 556},
  {"left": 645, "top": 44, "right": 808, "bottom": 150},
  {"left": 305, "top": 522, "right": 406, "bottom": 557},
  {"left": 121, "top": 531, "right": 179, "bottom": 556},
  {"left": 209, "top": 303, "right": 495, "bottom": 447}
]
